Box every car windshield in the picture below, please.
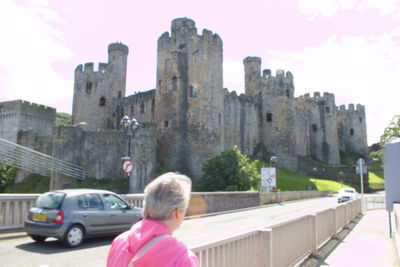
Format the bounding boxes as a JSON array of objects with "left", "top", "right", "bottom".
[
  {"left": 344, "top": 189, "right": 355, "bottom": 193},
  {"left": 34, "top": 192, "right": 66, "bottom": 210}
]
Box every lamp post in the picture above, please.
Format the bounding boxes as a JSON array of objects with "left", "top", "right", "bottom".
[
  {"left": 121, "top": 115, "right": 139, "bottom": 193},
  {"left": 270, "top": 156, "right": 277, "bottom": 167}
]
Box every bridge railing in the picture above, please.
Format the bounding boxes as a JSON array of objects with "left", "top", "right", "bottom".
[
  {"left": 191, "top": 199, "right": 362, "bottom": 267},
  {"left": 0, "top": 194, "right": 39, "bottom": 230}
]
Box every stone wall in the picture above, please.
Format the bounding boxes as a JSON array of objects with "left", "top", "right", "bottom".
[
  {"left": 223, "top": 90, "right": 258, "bottom": 155},
  {"left": 295, "top": 92, "right": 340, "bottom": 165},
  {"left": 52, "top": 125, "right": 157, "bottom": 192},
  {"left": 0, "top": 100, "right": 55, "bottom": 144},
  {"left": 297, "top": 156, "right": 368, "bottom": 189}
]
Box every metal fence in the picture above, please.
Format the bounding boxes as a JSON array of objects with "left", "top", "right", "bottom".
[{"left": 0, "top": 137, "right": 85, "bottom": 180}]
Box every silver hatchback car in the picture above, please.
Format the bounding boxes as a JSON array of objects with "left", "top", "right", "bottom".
[{"left": 24, "top": 189, "right": 142, "bottom": 247}]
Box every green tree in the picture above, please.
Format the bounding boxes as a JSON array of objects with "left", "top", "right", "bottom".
[
  {"left": 0, "top": 164, "right": 18, "bottom": 193},
  {"left": 55, "top": 112, "right": 72, "bottom": 127},
  {"left": 196, "top": 146, "right": 259, "bottom": 191},
  {"left": 380, "top": 115, "right": 400, "bottom": 145}
]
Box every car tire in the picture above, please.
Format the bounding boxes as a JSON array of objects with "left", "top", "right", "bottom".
[
  {"left": 64, "top": 225, "right": 85, "bottom": 248},
  {"left": 30, "top": 235, "right": 46, "bottom": 243}
]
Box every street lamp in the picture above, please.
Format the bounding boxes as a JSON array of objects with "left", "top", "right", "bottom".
[
  {"left": 121, "top": 115, "right": 139, "bottom": 193},
  {"left": 270, "top": 156, "right": 277, "bottom": 167}
]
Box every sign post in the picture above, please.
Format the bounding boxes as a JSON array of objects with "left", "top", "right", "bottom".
[{"left": 356, "top": 158, "right": 365, "bottom": 195}]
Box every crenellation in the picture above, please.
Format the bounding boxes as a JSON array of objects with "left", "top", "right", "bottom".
[
  {"left": 98, "top": 63, "right": 107, "bottom": 72},
  {"left": 75, "top": 64, "right": 83, "bottom": 73},
  {"left": 276, "top": 69, "right": 285, "bottom": 77},
  {"left": 83, "top": 63, "right": 94, "bottom": 72},
  {"left": 263, "top": 69, "right": 271, "bottom": 78}
]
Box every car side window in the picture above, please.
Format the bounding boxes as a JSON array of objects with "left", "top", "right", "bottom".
[
  {"left": 103, "top": 194, "right": 128, "bottom": 210},
  {"left": 77, "top": 194, "right": 103, "bottom": 210}
]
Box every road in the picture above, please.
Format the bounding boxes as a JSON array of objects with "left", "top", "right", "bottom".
[{"left": 0, "top": 196, "right": 339, "bottom": 267}]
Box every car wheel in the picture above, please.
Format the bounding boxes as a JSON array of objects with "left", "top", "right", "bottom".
[
  {"left": 64, "top": 225, "right": 85, "bottom": 248},
  {"left": 30, "top": 235, "right": 46, "bottom": 243}
]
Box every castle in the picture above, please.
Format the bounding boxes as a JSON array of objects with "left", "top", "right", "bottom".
[{"left": 0, "top": 18, "right": 368, "bottom": 192}]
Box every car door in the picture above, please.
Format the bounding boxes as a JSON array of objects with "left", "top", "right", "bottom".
[
  {"left": 102, "top": 193, "right": 139, "bottom": 232},
  {"left": 76, "top": 193, "right": 110, "bottom": 234}
]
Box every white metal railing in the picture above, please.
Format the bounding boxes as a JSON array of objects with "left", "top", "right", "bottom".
[{"left": 191, "top": 199, "right": 361, "bottom": 267}]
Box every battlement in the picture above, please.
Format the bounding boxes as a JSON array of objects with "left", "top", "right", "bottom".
[
  {"left": 296, "top": 92, "right": 335, "bottom": 104},
  {"left": 0, "top": 100, "right": 56, "bottom": 117},
  {"left": 158, "top": 18, "right": 222, "bottom": 50},
  {"left": 108, "top": 42, "right": 129, "bottom": 55},
  {"left": 337, "top": 103, "right": 365, "bottom": 113},
  {"left": 261, "top": 69, "right": 293, "bottom": 81},
  {"left": 223, "top": 88, "right": 257, "bottom": 104},
  {"left": 243, "top": 57, "right": 261, "bottom": 65},
  {"left": 171, "top": 17, "right": 196, "bottom": 32},
  {"left": 75, "top": 62, "right": 109, "bottom": 74}
]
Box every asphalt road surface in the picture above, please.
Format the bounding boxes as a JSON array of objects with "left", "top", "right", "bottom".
[{"left": 0, "top": 196, "right": 339, "bottom": 267}]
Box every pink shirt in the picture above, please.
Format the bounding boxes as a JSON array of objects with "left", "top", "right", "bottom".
[{"left": 107, "top": 219, "right": 199, "bottom": 267}]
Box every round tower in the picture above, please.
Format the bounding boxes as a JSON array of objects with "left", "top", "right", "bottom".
[
  {"left": 107, "top": 42, "right": 129, "bottom": 99},
  {"left": 155, "top": 18, "right": 224, "bottom": 178},
  {"left": 72, "top": 42, "right": 129, "bottom": 130},
  {"left": 243, "top": 57, "right": 261, "bottom": 96}
]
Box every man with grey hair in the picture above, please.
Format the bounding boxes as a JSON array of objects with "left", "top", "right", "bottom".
[{"left": 107, "top": 172, "right": 199, "bottom": 267}]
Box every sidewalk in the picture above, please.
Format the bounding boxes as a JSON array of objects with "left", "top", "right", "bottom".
[{"left": 301, "top": 209, "right": 400, "bottom": 266}]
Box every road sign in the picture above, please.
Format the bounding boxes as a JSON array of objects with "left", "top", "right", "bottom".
[
  {"left": 122, "top": 159, "right": 134, "bottom": 174},
  {"left": 261, "top": 167, "right": 276, "bottom": 191}
]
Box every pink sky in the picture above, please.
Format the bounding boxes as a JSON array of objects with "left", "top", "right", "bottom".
[{"left": 1, "top": 0, "right": 399, "bottom": 145}]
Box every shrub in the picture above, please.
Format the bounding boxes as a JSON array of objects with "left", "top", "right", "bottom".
[{"left": 195, "top": 146, "right": 259, "bottom": 191}]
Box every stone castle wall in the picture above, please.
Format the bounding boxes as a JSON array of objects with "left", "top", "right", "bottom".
[
  {"left": 295, "top": 92, "right": 340, "bottom": 165},
  {"left": 222, "top": 90, "right": 258, "bottom": 156},
  {"left": 0, "top": 100, "right": 55, "bottom": 144},
  {"left": 51, "top": 125, "right": 157, "bottom": 192}
]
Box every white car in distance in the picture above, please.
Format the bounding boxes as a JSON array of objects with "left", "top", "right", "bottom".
[{"left": 337, "top": 188, "right": 358, "bottom": 203}]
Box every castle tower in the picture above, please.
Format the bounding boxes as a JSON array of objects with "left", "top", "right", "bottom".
[
  {"left": 72, "top": 42, "right": 129, "bottom": 130},
  {"left": 259, "top": 69, "right": 298, "bottom": 170},
  {"left": 337, "top": 104, "right": 368, "bottom": 156},
  {"left": 155, "top": 18, "right": 224, "bottom": 178},
  {"left": 295, "top": 92, "right": 340, "bottom": 165},
  {"left": 244, "top": 57, "right": 261, "bottom": 96}
]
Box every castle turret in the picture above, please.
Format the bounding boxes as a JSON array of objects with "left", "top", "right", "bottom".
[
  {"left": 337, "top": 103, "right": 368, "bottom": 156},
  {"left": 244, "top": 57, "right": 261, "bottom": 96},
  {"left": 155, "top": 18, "right": 224, "bottom": 178},
  {"left": 72, "top": 42, "right": 129, "bottom": 130}
]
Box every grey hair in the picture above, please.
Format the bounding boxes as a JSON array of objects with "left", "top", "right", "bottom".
[{"left": 143, "top": 172, "right": 192, "bottom": 220}]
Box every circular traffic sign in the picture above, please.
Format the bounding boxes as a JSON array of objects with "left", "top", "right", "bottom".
[{"left": 122, "top": 160, "right": 134, "bottom": 174}]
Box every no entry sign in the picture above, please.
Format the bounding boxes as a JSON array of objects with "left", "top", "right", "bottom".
[{"left": 122, "top": 159, "right": 134, "bottom": 174}]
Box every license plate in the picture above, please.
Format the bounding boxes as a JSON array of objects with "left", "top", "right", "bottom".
[{"left": 33, "top": 214, "right": 47, "bottom": 221}]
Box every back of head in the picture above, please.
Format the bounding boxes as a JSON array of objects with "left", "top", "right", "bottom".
[{"left": 143, "top": 172, "right": 192, "bottom": 220}]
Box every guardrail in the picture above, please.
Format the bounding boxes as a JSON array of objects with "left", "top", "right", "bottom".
[{"left": 190, "top": 199, "right": 361, "bottom": 267}]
